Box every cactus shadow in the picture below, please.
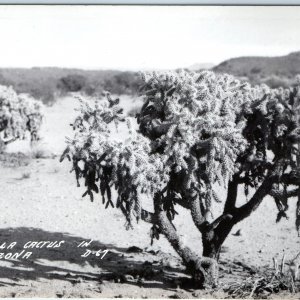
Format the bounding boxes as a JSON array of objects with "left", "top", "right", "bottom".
[{"left": 0, "top": 227, "right": 184, "bottom": 290}]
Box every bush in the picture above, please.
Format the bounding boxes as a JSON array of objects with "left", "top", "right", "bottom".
[
  {"left": 262, "top": 75, "right": 290, "bottom": 88},
  {"left": 0, "top": 85, "right": 44, "bottom": 152},
  {"left": 103, "top": 72, "right": 142, "bottom": 95},
  {"left": 57, "top": 74, "right": 87, "bottom": 93},
  {"left": 250, "top": 67, "right": 262, "bottom": 74}
]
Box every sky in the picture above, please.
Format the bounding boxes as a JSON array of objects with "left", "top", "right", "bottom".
[{"left": 0, "top": 5, "right": 299, "bottom": 70}]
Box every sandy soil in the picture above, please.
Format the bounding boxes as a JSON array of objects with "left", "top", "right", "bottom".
[{"left": 0, "top": 96, "right": 300, "bottom": 298}]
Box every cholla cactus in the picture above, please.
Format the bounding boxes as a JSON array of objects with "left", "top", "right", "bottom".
[
  {"left": 0, "top": 85, "right": 43, "bottom": 150},
  {"left": 62, "top": 70, "right": 300, "bottom": 288},
  {"left": 137, "top": 71, "right": 253, "bottom": 215},
  {"left": 61, "top": 94, "right": 168, "bottom": 228}
]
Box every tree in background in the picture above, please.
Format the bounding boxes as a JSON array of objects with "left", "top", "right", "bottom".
[
  {"left": 0, "top": 85, "right": 43, "bottom": 152},
  {"left": 57, "top": 74, "right": 87, "bottom": 93},
  {"left": 61, "top": 70, "right": 300, "bottom": 287},
  {"left": 103, "top": 72, "right": 142, "bottom": 95}
]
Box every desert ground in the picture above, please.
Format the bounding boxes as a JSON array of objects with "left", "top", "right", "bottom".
[{"left": 0, "top": 95, "right": 299, "bottom": 298}]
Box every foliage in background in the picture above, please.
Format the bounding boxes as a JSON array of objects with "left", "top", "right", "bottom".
[
  {"left": 0, "top": 85, "right": 43, "bottom": 152},
  {"left": 1, "top": 51, "right": 300, "bottom": 105},
  {"left": 57, "top": 74, "right": 87, "bottom": 93},
  {"left": 0, "top": 68, "right": 142, "bottom": 105}
]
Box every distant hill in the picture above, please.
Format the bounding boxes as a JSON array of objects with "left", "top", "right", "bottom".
[
  {"left": 213, "top": 51, "right": 300, "bottom": 87},
  {"left": 0, "top": 67, "right": 141, "bottom": 105}
]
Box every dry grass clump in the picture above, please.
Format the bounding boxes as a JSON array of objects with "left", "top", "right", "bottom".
[
  {"left": 224, "top": 274, "right": 295, "bottom": 298},
  {"left": 30, "top": 143, "right": 55, "bottom": 159},
  {"left": 223, "top": 254, "right": 299, "bottom": 298},
  {"left": 21, "top": 171, "right": 31, "bottom": 179}
]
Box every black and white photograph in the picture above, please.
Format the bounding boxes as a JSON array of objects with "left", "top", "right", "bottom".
[{"left": 0, "top": 4, "right": 299, "bottom": 298}]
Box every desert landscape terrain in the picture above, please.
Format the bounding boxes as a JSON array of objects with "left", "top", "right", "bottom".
[{"left": 0, "top": 95, "right": 299, "bottom": 298}]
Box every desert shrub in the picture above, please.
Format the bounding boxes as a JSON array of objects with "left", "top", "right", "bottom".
[
  {"left": 0, "top": 85, "right": 44, "bottom": 152},
  {"left": 57, "top": 74, "right": 87, "bottom": 93},
  {"left": 30, "top": 146, "right": 54, "bottom": 159},
  {"left": 62, "top": 70, "right": 300, "bottom": 288},
  {"left": 262, "top": 75, "right": 290, "bottom": 89},
  {"left": 250, "top": 67, "right": 262, "bottom": 74},
  {"left": 56, "top": 71, "right": 141, "bottom": 99},
  {"left": 21, "top": 171, "right": 31, "bottom": 179},
  {"left": 103, "top": 72, "right": 142, "bottom": 95}
]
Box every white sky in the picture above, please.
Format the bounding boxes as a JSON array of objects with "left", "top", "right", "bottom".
[{"left": 0, "top": 5, "right": 299, "bottom": 70}]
